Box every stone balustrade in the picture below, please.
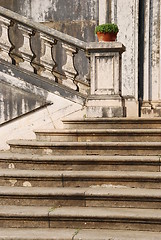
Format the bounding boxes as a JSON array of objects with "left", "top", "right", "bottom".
[
  {"left": 0, "top": 6, "right": 126, "bottom": 118},
  {"left": 0, "top": 6, "right": 89, "bottom": 95}
]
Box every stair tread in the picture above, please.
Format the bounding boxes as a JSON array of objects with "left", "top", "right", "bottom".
[
  {"left": 0, "top": 186, "right": 87, "bottom": 196},
  {"left": 1, "top": 168, "right": 161, "bottom": 179},
  {"left": 35, "top": 128, "right": 161, "bottom": 133},
  {"left": 0, "top": 228, "right": 74, "bottom": 240},
  {"left": 63, "top": 117, "right": 161, "bottom": 123},
  {"left": 1, "top": 205, "right": 161, "bottom": 220},
  {"left": 0, "top": 228, "right": 161, "bottom": 240},
  {"left": 0, "top": 152, "right": 159, "bottom": 161},
  {"left": 1, "top": 185, "right": 161, "bottom": 198},
  {"left": 8, "top": 140, "right": 161, "bottom": 146}
]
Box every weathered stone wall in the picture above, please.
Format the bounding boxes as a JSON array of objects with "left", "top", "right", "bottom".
[
  {"left": 0, "top": 0, "right": 98, "bottom": 41},
  {"left": 98, "top": 0, "right": 139, "bottom": 117},
  {"left": 141, "top": 0, "right": 161, "bottom": 117},
  {"left": 99, "top": 0, "right": 160, "bottom": 117}
]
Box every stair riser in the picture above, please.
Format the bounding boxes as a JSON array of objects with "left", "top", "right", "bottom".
[
  {"left": 1, "top": 197, "right": 161, "bottom": 209},
  {"left": 0, "top": 178, "right": 62, "bottom": 188},
  {"left": 63, "top": 122, "right": 161, "bottom": 129},
  {"left": 1, "top": 218, "right": 161, "bottom": 232},
  {"left": 36, "top": 134, "right": 161, "bottom": 142},
  {"left": 0, "top": 161, "right": 159, "bottom": 172},
  {"left": 0, "top": 219, "right": 49, "bottom": 228},
  {"left": 63, "top": 179, "right": 161, "bottom": 189},
  {"left": 49, "top": 220, "right": 161, "bottom": 232},
  {"left": 9, "top": 146, "right": 161, "bottom": 156},
  {"left": 1, "top": 177, "right": 161, "bottom": 189},
  {"left": 0, "top": 197, "right": 85, "bottom": 207}
]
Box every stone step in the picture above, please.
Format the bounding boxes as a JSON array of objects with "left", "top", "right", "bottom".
[
  {"left": 0, "top": 228, "right": 161, "bottom": 240},
  {"left": 7, "top": 140, "right": 161, "bottom": 155},
  {"left": 1, "top": 205, "right": 161, "bottom": 231},
  {"left": 1, "top": 169, "right": 161, "bottom": 189},
  {"left": 34, "top": 129, "right": 161, "bottom": 142},
  {"left": 0, "top": 152, "right": 159, "bottom": 171},
  {"left": 63, "top": 118, "right": 161, "bottom": 129},
  {"left": 1, "top": 185, "right": 161, "bottom": 209}
]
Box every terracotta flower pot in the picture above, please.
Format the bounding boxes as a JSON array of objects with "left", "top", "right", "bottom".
[{"left": 97, "top": 32, "right": 117, "bottom": 42}]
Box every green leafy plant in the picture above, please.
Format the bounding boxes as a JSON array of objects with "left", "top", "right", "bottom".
[{"left": 95, "top": 23, "right": 119, "bottom": 34}]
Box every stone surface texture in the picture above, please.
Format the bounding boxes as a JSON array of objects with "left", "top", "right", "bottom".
[
  {"left": 1, "top": 118, "right": 161, "bottom": 237},
  {"left": 141, "top": 0, "right": 161, "bottom": 117}
]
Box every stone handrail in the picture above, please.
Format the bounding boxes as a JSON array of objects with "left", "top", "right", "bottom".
[
  {"left": 0, "top": 6, "right": 126, "bottom": 110},
  {"left": 0, "top": 6, "right": 87, "bottom": 50}
]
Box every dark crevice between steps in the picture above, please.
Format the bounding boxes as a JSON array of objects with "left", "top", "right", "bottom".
[
  {"left": 159, "top": 156, "right": 161, "bottom": 172},
  {"left": 62, "top": 173, "right": 64, "bottom": 187},
  {"left": 138, "top": 0, "right": 144, "bottom": 116}
]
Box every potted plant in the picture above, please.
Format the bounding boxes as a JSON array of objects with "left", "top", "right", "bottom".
[{"left": 95, "top": 23, "right": 119, "bottom": 42}]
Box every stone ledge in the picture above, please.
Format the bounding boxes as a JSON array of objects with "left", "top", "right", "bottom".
[
  {"left": 1, "top": 205, "right": 161, "bottom": 231},
  {"left": 0, "top": 228, "right": 161, "bottom": 240}
]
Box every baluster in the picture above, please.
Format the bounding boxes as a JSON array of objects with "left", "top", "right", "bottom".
[
  {"left": 39, "top": 33, "right": 56, "bottom": 81},
  {"left": 17, "top": 24, "right": 34, "bottom": 72},
  {"left": 0, "top": 16, "right": 12, "bottom": 63},
  {"left": 62, "top": 43, "right": 78, "bottom": 90},
  {"left": 8, "top": 21, "right": 23, "bottom": 66}
]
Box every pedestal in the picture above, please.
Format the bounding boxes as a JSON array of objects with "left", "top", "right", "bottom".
[{"left": 86, "top": 42, "right": 126, "bottom": 118}]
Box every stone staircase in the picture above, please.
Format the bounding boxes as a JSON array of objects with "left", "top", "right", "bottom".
[{"left": 1, "top": 118, "right": 161, "bottom": 239}]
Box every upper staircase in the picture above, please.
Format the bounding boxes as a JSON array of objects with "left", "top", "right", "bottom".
[{"left": 1, "top": 118, "right": 161, "bottom": 239}]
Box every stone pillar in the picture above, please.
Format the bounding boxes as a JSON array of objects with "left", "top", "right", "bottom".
[
  {"left": 99, "top": 0, "right": 109, "bottom": 24},
  {"left": 110, "top": 0, "right": 139, "bottom": 117},
  {"left": 86, "top": 42, "right": 126, "bottom": 118},
  {"left": 141, "top": 0, "right": 161, "bottom": 117}
]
